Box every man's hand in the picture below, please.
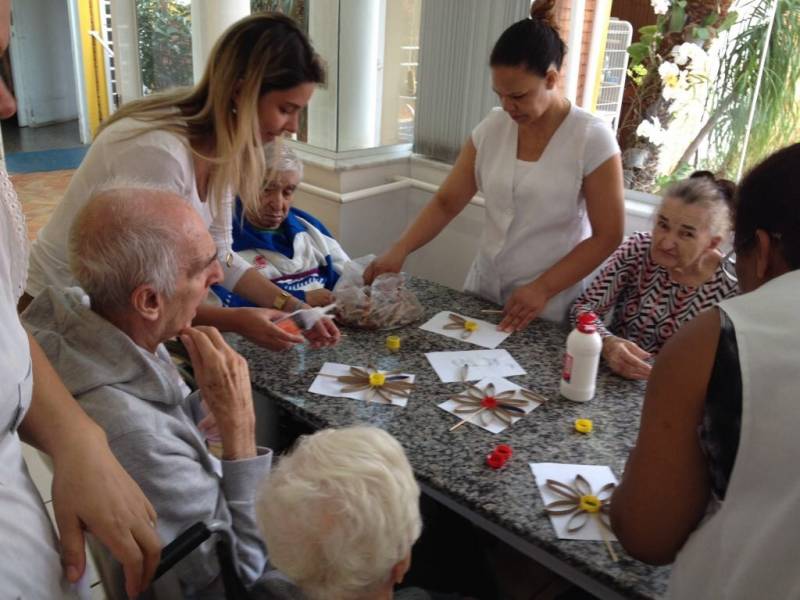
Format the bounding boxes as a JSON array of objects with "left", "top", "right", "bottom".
[
  {"left": 363, "top": 246, "right": 407, "bottom": 285},
  {"left": 180, "top": 327, "right": 256, "bottom": 460},
  {"left": 51, "top": 428, "right": 161, "bottom": 599},
  {"left": 603, "top": 336, "right": 653, "bottom": 380}
]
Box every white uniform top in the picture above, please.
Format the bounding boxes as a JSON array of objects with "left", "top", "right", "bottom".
[
  {"left": 669, "top": 270, "right": 800, "bottom": 599},
  {"left": 26, "top": 117, "right": 251, "bottom": 296},
  {"left": 465, "top": 106, "right": 619, "bottom": 322},
  {"left": 0, "top": 169, "right": 81, "bottom": 598}
]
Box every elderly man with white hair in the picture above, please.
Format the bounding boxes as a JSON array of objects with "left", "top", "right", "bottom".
[
  {"left": 257, "top": 426, "right": 439, "bottom": 600},
  {"left": 23, "top": 185, "right": 297, "bottom": 598}
]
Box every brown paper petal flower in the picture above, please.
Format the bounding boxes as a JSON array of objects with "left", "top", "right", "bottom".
[
  {"left": 448, "top": 381, "right": 533, "bottom": 428},
  {"left": 330, "top": 365, "right": 413, "bottom": 404}
]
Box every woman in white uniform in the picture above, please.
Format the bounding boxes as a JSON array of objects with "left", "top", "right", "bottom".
[
  {"left": 22, "top": 14, "right": 339, "bottom": 350},
  {"left": 0, "top": 4, "right": 160, "bottom": 596},
  {"left": 365, "top": 0, "right": 624, "bottom": 330}
]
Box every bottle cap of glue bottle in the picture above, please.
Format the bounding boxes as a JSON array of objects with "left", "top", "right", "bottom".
[{"left": 560, "top": 312, "right": 602, "bottom": 402}]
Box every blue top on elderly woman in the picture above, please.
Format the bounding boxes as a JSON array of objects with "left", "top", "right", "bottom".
[{"left": 212, "top": 143, "right": 350, "bottom": 308}]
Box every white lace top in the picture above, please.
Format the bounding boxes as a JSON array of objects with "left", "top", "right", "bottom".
[{"left": 0, "top": 168, "right": 29, "bottom": 301}]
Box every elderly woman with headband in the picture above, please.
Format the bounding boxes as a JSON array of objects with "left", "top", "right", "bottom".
[
  {"left": 22, "top": 13, "right": 339, "bottom": 350},
  {"left": 213, "top": 142, "right": 350, "bottom": 309},
  {"left": 570, "top": 172, "right": 738, "bottom": 379},
  {"left": 365, "top": 0, "right": 624, "bottom": 330},
  {"left": 612, "top": 144, "right": 800, "bottom": 599}
]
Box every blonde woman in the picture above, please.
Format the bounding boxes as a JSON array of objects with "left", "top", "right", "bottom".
[{"left": 23, "top": 13, "right": 339, "bottom": 350}]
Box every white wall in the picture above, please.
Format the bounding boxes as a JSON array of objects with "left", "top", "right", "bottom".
[{"left": 9, "top": 0, "right": 78, "bottom": 127}]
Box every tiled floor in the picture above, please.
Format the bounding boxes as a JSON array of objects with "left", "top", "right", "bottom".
[
  {"left": 11, "top": 168, "right": 73, "bottom": 239},
  {"left": 2, "top": 118, "right": 82, "bottom": 154}
]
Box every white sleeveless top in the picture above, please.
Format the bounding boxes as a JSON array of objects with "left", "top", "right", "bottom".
[
  {"left": 465, "top": 106, "right": 619, "bottom": 321},
  {"left": 669, "top": 270, "right": 800, "bottom": 599},
  {"left": 0, "top": 169, "right": 82, "bottom": 598}
]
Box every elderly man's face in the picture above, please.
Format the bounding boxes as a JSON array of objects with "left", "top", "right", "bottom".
[{"left": 159, "top": 217, "right": 223, "bottom": 339}]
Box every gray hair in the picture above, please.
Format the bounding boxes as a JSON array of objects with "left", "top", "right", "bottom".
[
  {"left": 264, "top": 140, "right": 303, "bottom": 180},
  {"left": 256, "top": 426, "right": 422, "bottom": 600},
  {"left": 662, "top": 177, "right": 732, "bottom": 238},
  {"left": 68, "top": 181, "right": 189, "bottom": 313}
]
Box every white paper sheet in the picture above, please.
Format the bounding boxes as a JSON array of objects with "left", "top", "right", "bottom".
[
  {"left": 419, "top": 311, "right": 510, "bottom": 349},
  {"left": 308, "top": 362, "right": 414, "bottom": 407},
  {"left": 425, "top": 349, "right": 526, "bottom": 383},
  {"left": 529, "top": 463, "right": 618, "bottom": 541},
  {"left": 438, "top": 377, "right": 542, "bottom": 433}
]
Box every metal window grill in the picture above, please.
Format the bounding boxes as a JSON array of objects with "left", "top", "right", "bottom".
[{"left": 595, "top": 18, "right": 633, "bottom": 132}]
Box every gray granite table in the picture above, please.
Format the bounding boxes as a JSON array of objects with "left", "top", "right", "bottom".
[{"left": 229, "top": 277, "right": 671, "bottom": 599}]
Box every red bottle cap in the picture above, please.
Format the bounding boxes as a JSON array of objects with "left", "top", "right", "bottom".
[
  {"left": 494, "top": 444, "right": 513, "bottom": 458},
  {"left": 577, "top": 312, "right": 598, "bottom": 334},
  {"left": 486, "top": 452, "right": 506, "bottom": 469}
]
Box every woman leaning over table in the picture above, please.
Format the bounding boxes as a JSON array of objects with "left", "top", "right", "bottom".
[
  {"left": 22, "top": 13, "right": 338, "bottom": 350},
  {"left": 365, "top": 0, "right": 624, "bottom": 331},
  {"left": 570, "top": 172, "right": 738, "bottom": 380},
  {"left": 611, "top": 143, "right": 800, "bottom": 599}
]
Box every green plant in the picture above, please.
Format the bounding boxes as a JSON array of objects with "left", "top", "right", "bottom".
[
  {"left": 689, "top": 0, "right": 800, "bottom": 178},
  {"left": 136, "top": 0, "right": 193, "bottom": 94}
]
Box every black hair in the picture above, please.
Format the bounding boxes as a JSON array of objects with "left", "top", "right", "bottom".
[
  {"left": 489, "top": 0, "right": 566, "bottom": 77},
  {"left": 734, "top": 143, "right": 800, "bottom": 269},
  {"left": 689, "top": 170, "right": 737, "bottom": 214}
]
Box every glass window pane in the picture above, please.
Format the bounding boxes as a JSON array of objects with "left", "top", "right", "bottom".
[{"left": 135, "top": 0, "right": 193, "bottom": 95}]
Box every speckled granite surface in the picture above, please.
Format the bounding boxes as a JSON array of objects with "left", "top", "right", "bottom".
[{"left": 229, "top": 277, "right": 671, "bottom": 599}]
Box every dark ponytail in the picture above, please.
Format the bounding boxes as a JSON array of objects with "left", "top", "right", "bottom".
[{"left": 489, "top": 0, "right": 566, "bottom": 77}]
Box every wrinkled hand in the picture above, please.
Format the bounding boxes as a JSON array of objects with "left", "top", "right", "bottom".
[
  {"left": 603, "top": 336, "right": 652, "bottom": 380},
  {"left": 363, "top": 246, "right": 407, "bottom": 285},
  {"left": 51, "top": 429, "right": 161, "bottom": 599},
  {"left": 498, "top": 282, "right": 550, "bottom": 332},
  {"left": 233, "top": 307, "right": 304, "bottom": 351},
  {"left": 180, "top": 326, "right": 256, "bottom": 460},
  {"left": 304, "top": 316, "right": 340, "bottom": 349},
  {"left": 305, "top": 288, "right": 335, "bottom": 307}
]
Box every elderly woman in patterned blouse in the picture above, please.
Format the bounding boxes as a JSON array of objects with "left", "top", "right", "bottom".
[{"left": 569, "top": 173, "right": 738, "bottom": 380}]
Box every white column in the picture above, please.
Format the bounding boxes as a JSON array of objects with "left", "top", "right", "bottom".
[
  {"left": 190, "top": 0, "right": 250, "bottom": 83},
  {"left": 337, "top": 0, "right": 382, "bottom": 150},
  {"left": 306, "top": 0, "right": 339, "bottom": 150}
]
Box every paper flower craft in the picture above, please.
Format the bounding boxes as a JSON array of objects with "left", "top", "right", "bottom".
[
  {"left": 448, "top": 381, "right": 531, "bottom": 431},
  {"left": 544, "top": 475, "right": 618, "bottom": 560},
  {"left": 443, "top": 313, "right": 479, "bottom": 339},
  {"left": 326, "top": 365, "right": 414, "bottom": 404}
]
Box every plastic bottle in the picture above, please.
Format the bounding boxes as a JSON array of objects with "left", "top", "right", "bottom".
[{"left": 560, "top": 312, "right": 602, "bottom": 402}]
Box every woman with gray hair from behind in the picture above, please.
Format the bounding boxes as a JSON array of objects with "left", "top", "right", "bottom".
[
  {"left": 257, "top": 426, "right": 441, "bottom": 600},
  {"left": 569, "top": 172, "right": 738, "bottom": 380}
]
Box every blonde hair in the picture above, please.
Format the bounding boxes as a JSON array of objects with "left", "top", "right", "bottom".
[
  {"left": 256, "top": 426, "right": 422, "bottom": 600},
  {"left": 98, "top": 13, "right": 324, "bottom": 218}
]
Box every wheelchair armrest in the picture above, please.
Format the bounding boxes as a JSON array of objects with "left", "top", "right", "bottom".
[{"left": 154, "top": 522, "right": 212, "bottom": 581}]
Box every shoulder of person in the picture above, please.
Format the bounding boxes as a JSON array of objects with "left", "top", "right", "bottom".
[
  {"left": 99, "top": 116, "right": 189, "bottom": 155},
  {"left": 472, "top": 107, "right": 512, "bottom": 146},
  {"left": 291, "top": 208, "right": 334, "bottom": 238},
  {"left": 617, "top": 231, "right": 652, "bottom": 258}
]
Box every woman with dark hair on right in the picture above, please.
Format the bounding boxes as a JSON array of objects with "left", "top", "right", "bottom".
[
  {"left": 610, "top": 143, "right": 800, "bottom": 599},
  {"left": 365, "top": 0, "right": 624, "bottom": 330}
]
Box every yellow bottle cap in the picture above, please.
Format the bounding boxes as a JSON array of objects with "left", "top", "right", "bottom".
[
  {"left": 575, "top": 418, "right": 593, "bottom": 434},
  {"left": 464, "top": 320, "right": 478, "bottom": 332},
  {"left": 369, "top": 372, "right": 386, "bottom": 387},
  {"left": 386, "top": 335, "right": 401, "bottom": 350},
  {"left": 579, "top": 494, "right": 601, "bottom": 513}
]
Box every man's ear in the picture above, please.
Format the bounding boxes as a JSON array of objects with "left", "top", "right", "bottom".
[
  {"left": 130, "top": 284, "right": 162, "bottom": 322},
  {"left": 753, "top": 229, "right": 771, "bottom": 281}
]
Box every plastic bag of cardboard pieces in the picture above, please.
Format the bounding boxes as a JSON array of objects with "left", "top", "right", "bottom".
[{"left": 333, "top": 255, "right": 423, "bottom": 329}]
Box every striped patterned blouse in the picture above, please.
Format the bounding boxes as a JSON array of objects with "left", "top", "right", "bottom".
[{"left": 570, "top": 231, "right": 738, "bottom": 353}]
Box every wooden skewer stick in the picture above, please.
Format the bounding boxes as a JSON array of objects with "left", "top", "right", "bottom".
[
  {"left": 598, "top": 518, "right": 619, "bottom": 562},
  {"left": 449, "top": 407, "right": 486, "bottom": 432},
  {"left": 480, "top": 309, "right": 504, "bottom": 314}
]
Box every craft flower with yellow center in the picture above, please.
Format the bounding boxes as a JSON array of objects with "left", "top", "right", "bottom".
[
  {"left": 443, "top": 313, "right": 480, "bottom": 339},
  {"left": 331, "top": 366, "right": 413, "bottom": 404},
  {"left": 544, "top": 474, "right": 618, "bottom": 560}
]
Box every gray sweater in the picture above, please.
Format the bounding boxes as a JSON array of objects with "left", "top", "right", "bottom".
[{"left": 23, "top": 287, "right": 275, "bottom": 598}]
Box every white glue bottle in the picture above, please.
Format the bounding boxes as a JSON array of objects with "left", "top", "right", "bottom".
[{"left": 560, "top": 312, "right": 602, "bottom": 402}]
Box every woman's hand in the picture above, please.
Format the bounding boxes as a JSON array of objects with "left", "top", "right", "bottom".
[
  {"left": 50, "top": 427, "right": 161, "bottom": 599},
  {"left": 498, "top": 281, "right": 551, "bottom": 332},
  {"left": 232, "top": 307, "right": 304, "bottom": 350},
  {"left": 180, "top": 326, "right": 256, "bottom": 460},
  {"left": 305, "top": 288, "right": 335, "bottom": 307},
  {"left": 304, "top": 316, "right": 340, "bottom": 349},
  {"left": 603, "top": 336, "right": 652, "bottom": 380},
  {"left": 363, "top": 245, "right": 408, "bottom": 285}
]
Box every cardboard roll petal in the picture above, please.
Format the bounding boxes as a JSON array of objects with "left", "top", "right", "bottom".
[
  {"left": 543, "top": 475, "right": 617, "bottom": 554},
  {"left": 447, "top": 380, "right": 535, "bottom": 431}
]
